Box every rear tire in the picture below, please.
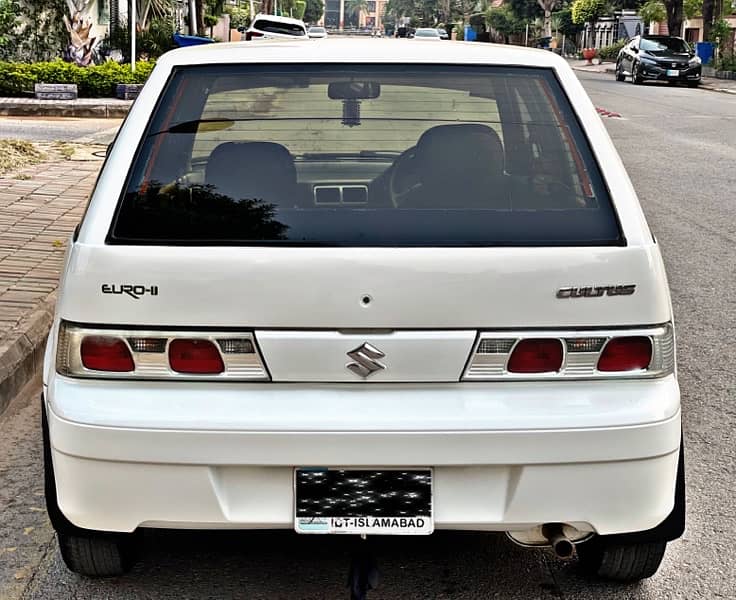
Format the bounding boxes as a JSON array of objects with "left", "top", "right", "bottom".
[
  {"left": 58, "top": 532, "right": 138, "bottom": 577},
  {"left": 577, "top": 538, "right": 667, "bottom": 582},
  {"left": 43, "top": 395, "right": 139, "bottom": 576}
]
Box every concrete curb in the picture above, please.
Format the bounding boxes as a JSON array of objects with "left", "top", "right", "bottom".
[
  {"left": 0, "top": 293, "right": 55, "bottom": 417},
  {"left": 0, "top": 99, "right": 131, "bottom": 118}
]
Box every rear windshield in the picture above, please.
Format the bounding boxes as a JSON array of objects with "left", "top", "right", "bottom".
[
  {"left": 109, "top": 64, "right": 621, "bottom": 246},
  {"left": 253, "top": 19, "right": 306, "bottom": 35}
]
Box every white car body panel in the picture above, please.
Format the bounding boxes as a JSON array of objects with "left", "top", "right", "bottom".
[
  {"left": 45, "top": 39, "right": 681, "bottom": 539},
  {"left": 255, "top": 330, "right": 476, "bottom": 382},
  {"left": 246, "top": 14, "right": 308, "bottom": 40},
  {"left": 47, "top": 375, "right": 680, "bottom": 533},
  {"left": 57, "top": 245, "right": 670, "bottom": 329}
]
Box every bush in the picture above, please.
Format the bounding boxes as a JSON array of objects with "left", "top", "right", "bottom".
[
  {"left": 0, "top": 59, "right": 155, "bottom": 97},
  {"left": 718, "top": 53, "right": 736, "bottom": 72},
  {"left": 225, "top": 6, "right": 250, "bottom": 29},
  {"left": 138, "top": 18, "right": 177, "bottom": 59},
  {"left": 597, "top": 39, "right": 626, "bottom": 61},
  {"left": 571, "top": 0, "right": 606, "bottom": 25}
]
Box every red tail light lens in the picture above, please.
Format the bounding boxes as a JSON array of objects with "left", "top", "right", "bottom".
[
  {"left": 169, "top": 339, "right": 224, "bottom": 374},
  {"left": 246, "top": 31, "right": 263, "bottom": 40},
  {"left": 507, "top": 339, "right": 563, "bottom": 373},
  {"left": 597, "top": 337, "right": 652, "bottom": 372},
  {"left": 81, "top": 336, "right": 134, "bottom": 372}
]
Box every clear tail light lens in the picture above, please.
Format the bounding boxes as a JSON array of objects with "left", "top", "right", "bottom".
[
  {"left": 169, "top": 339, "right": 224, "bottom": 374},
  {"left": 56, "top": 322, "right": 268, "bottom": 381},
  {"left": 597, "top": 337, "right": 652, "bottom": 372},
  {"left": 507, "top": 339, "right": 563, "bottom": 373},
  {"left": 463, "top": 324, "right": 674, "bottom": 380},
  {"left": 80, "top": 336, "right": 135, "bottom": 372}
]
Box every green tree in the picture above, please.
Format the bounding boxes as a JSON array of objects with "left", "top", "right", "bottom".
[
  {"left": 552, "top": 8, "right": 583, "bottom": 36},
  {"left": 0, "top": 0, "right": 19, "bottom": 52},
  {"left": 293, "top": 0, "right": 306, "bottom": 18},
  {"left": 683, "top": 0, "right": 699, "bottom": 17},
  {"left": 485, "top": 5, "right": 523, "bottom": 41},
  {"left": 347, "top": 0, "right": 369, "bottom": 18},
  {"left": 304, "top": 0, "right": 324, "bottom": 22},
  {"left": 571, "top": 0, "right": 606, "bottom": 24},
  {"left": 225, "top": 5, "right": 250, "bottom": 29},
  {"left": 662, "top": 0, "right": 683, "bottom": 35},
  {"left": 537, "top": 0, "right": 559, "bottom": 37},
  {"left": 701, "top": 0, "right": 714, "bottom": 42},
  {"left": 639, "top": 0, "right": 666, "bottom": 22},
  {"left": 506, "top": 0, "right": 542, "bottom": 23}
]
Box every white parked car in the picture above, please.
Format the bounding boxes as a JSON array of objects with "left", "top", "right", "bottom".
[
  {"left": 308, "top": 26, "right": 328, "bottom": 38},
  {"left": 44, "top": 39, "right": 684, "bottom": 588},
  {"left": 245, "top": 13, "right": 307, "bottom": 40},
  {"left": 412, "top": 27, "right": 441, "bottom": 40}
]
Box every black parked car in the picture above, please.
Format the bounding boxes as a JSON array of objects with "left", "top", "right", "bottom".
[{"left": 615, "top": 35, "right": 702, "bottom": 87}]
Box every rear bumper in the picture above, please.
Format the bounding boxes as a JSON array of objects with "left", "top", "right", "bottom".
[{"left": 46, "top": 375, "right": 681, "bottom": 535}]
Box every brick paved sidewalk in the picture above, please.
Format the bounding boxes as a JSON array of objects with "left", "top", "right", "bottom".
[{"left": 0, "top": 151, "right": 103, "bottom": 412}]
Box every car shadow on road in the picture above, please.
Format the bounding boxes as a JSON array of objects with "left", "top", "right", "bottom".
[{"left": 36, "top": 530, "right": 656, "bottom": 599}]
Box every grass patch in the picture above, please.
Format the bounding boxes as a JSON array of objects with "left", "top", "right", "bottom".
[
  {"left": 0, "top": 139, "right": 47, "bottom": 175},
  {"left": 52, "top": 141, "right": 75, "bottom": 160}
]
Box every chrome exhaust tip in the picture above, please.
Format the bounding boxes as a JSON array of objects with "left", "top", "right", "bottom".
[{"left": 542, "top": 523, "right": 575, "bottom": 558}]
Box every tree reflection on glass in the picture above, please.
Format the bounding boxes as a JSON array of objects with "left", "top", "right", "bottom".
[{"left": 115, "top": 182, "right": 289, "bottom": 242}]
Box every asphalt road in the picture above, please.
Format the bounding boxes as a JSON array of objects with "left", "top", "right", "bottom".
[
  {"left": 1, "top": 72, "right": 734, "bottom": 600},
  {"left": 0, "top": 116, "right": 121, "bottom": 144}
]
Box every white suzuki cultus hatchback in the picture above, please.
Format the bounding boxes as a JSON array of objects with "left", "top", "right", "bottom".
[{"left": 44, "top": 39, "right": 684, "bottom": 587}]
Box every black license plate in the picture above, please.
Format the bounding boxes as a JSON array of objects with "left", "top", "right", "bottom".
[{"left": 294, "top": 469, "right": 433, "bottom": 534}]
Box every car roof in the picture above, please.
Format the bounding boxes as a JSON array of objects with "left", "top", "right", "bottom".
[
  {"left": 642, "top": 35, "right": 684, "bottom": 40},
  {"left": 157, "top": 38, "right": 566, "bottom": 69},
  {"left": 251, "top": 13, "right": 306, "bottom": 26}
]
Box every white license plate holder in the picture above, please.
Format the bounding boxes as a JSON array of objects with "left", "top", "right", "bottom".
[
  {"left": 294, "top": 468, "right": 433, "bottom": 535},
  {"left": 666, "top": 69, "right": 680, "bottom": 77}
]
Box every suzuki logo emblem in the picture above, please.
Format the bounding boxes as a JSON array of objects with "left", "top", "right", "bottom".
[{"left": 346, "top": 343, "right": 386, "bottom": 378}]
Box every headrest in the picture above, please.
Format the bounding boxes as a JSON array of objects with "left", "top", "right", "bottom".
[
  {"left": 415, "top": 124, "right": 505, "bottom": 186},
  {"left": 205, "top": 142, "right": 296, "bottom": 202}
]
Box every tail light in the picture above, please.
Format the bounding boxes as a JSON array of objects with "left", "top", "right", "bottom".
[
  {"left": 80, "top": 336, "right": 134, "bottom": 372},
  {"left": 245, "top": 31, "right": 263, "bottom": 40},
  {"left": 507, "top": 339, "right": 563, "bottom": 373},
  {"left": 169, "top": 339, "right": 224, "bottom": 374},
  {"left": 56, "top": 322, "right": 268, "bottom": 381},
  {"left": 597, "top": 337, "right": 652, "bottom": 372},
  {"left": 464, "top": 324, "right": 674, "bottom": 380}
]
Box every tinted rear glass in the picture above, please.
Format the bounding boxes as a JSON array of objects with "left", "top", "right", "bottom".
[
  {"left": 253, "top": 19, "right": 306, "bottom": 35},
  {"left": 109, "top": 64, "right": 621, "bottom": 246}
]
